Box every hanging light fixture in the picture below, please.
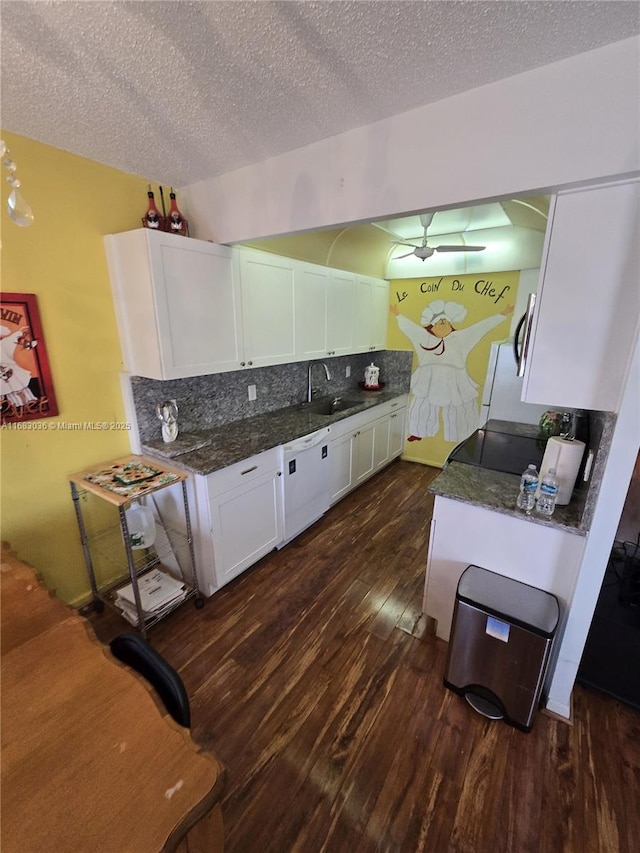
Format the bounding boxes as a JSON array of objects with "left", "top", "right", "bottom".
[{"left": 0, "top": 140, "right": 34, "bottom": 226}]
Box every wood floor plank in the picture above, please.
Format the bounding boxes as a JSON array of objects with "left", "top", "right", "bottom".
[{"left": 86, "top": 460, "right": 639, "bottom": 852}]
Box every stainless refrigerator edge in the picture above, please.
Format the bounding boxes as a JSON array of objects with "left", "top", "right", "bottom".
[{"left": 479, "top": 340, "right": 550, "bottom": 428}]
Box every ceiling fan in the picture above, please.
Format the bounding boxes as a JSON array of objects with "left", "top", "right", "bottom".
[{"left": 392, "top": 212, "right": 486, "bottom": 261}]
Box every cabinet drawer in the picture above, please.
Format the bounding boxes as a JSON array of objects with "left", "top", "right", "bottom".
[
  {"left": 206, "top": 447, "right": 281, "bottom": 498},
  {"left": 377, "top": 394, "right": 409, "bottom": 418}
]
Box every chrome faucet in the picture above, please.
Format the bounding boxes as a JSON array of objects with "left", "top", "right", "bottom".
[{"left": 307, "top": 360, "right": 331, "bottom": 402}]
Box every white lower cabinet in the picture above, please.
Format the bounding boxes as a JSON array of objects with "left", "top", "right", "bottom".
[
  {"left": 192, "top": 448, "right": 283, "bottom": 595},
  {"left": 189, "top": 398, "right": 406, "bottom": 594},
  {"left": 389, "top": 407, "right": 406, "bottom": 457},
  {"left": 329, "top": 395, "right": 407, "bottom": 504}
]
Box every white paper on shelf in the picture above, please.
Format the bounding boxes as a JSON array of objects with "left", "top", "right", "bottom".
[{"left": 116, "top": 568, "right": 187, "bottom": 615}]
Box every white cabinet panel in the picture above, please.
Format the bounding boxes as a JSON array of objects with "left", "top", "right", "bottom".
[
  {"left": 372, "top": 415, "right": 391, "bottom": 472},
  {"left": 194, "top": 448, "right": 283, "bottom": 591},
  {"left": 328, "top": 429, "right": 356, "bottom": 504},
  {"left": 354, "top": 420, "right": 376, "bottom": 485},
  {"left": 522, "top": 179, "right": 640, "bottom": 411},
  {"left": 354, "top": 276, "right": 374, "bottom": 353},
  {"left": 389, "top": 407, "right": 407, "bottom": 458},
  {"left": 295, "top": 263, "right": 329, "bottom": 360},
  {"left": 371, "top": 278, "right": 390, "bottom": 350},
  {"left": 238, "top": 249, "right": 296, "bottom": 367},
  {"left": 354, "top": 275, "right": 390, "bottom": 353},
  {"left": 105, "top": 230, "right": 242, "bottom": 379},
  {"left": 424, "top": 495, "right": 585, "bottom": 642},
  {"left": 329, "top": 396, "right": 407, "bottom": 503},
  {"left": 209, "top": 470, "right": 283, "bottom": 585},
  {"left": 327, "top": 270, "right": 356, "bottom": 355}
]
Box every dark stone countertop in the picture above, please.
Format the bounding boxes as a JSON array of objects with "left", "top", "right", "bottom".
[
  {"left": 429, "top": 419, "right": 590, "bottom": 536},
  {"left": 141, "top": 387, "right": 407, "bottom": 476}
]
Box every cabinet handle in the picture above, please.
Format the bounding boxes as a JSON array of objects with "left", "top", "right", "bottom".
[
  {"left": 248, "top": 360, "right": 253, "bottom": 366},
  {"left": 516, "top": 292, "right": 536, "bottom": 378},
  {"left": 241, "top": 465, "right": 258, "bottom": 475},
  {"left": 240, "top": 361, "right": 246, "bottom": 367}
]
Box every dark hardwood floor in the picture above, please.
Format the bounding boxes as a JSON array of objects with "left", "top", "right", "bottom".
[{"left": 89, "top": 460, "right": 640, "bottom": 853}]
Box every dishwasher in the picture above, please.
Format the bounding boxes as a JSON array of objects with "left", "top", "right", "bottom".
[{"left": 279, "top": 426, "right": 331, "bottom": 546}]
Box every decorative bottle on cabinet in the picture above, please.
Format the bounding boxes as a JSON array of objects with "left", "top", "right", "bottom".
[
  {"left": 167, "top": 188, "right": 188, "bottom": 236},
  {"left": 142, "top": 186, "right": 164, "bottom": 230}
]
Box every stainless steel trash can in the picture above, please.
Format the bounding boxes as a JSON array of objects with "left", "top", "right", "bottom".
[{"left": 444, "top": 565, "right": 559, "bottom": 732}]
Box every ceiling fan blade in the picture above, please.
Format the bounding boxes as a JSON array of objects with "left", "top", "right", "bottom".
[
  {"left": 434, "top": 245, "right": 486, "bottom": 253},
  {"left": 394, "top": 250, "right": 417, "bottom": 260},
  {"left": 390, "top": 240, "right": 422, "bottom": 248}
]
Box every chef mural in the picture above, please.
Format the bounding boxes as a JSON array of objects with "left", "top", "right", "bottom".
[{"left": 388, "top": 271, "right": 518, "bottom": 467}]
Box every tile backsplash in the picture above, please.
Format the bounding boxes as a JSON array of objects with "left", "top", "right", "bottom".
[{"left": 130, "top": 350, "right": 412, "bottom": 444}]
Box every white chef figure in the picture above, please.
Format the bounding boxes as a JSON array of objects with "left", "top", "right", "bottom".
[{"left": 391, "top": 299, "right": 513, "bottom": 442}]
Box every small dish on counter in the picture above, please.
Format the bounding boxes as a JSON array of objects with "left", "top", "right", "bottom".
[{"left": 358, "top": 381, "right": 385, "bottom": 391}]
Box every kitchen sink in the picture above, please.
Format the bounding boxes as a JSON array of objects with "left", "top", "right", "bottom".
[{"left": 300, "top": 396, "right": 363, "bottom": 416}]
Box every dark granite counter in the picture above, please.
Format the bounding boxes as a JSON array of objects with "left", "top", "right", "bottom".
[
  {"left": 141, "top": 388, "right": 406, "bottom": 476},
  {"left": 429, "top": 418, "right": 595, "bottom": 536}
]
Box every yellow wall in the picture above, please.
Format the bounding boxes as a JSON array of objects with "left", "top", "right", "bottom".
[
  {"left": 388, "top": 271, "right": 519, "bottom": 467},
  {"left": 1, "top": 132, "right": 152, "bottom": 604}
]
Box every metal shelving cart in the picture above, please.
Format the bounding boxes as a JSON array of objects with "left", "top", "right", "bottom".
[{"left": 69, "top": 455, "right": 203, "bottom": 638}]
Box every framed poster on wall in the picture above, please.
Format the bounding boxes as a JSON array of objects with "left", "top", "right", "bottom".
[{"left": 1, "top": 292, "right": 59, "bottom": 424}]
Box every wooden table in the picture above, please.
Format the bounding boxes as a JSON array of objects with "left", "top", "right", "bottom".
[{"left": 0, "top": 545, "right": 225, "bottom": 853}]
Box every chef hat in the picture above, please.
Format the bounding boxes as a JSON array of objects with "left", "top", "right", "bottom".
[
  {"left": 421, "top": 300, "right": 467, "bottom": 326},
  {"left": 0, "top": 326, "right": 10, "bottom": 337}
]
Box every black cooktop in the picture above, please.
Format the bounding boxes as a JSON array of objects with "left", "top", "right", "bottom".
[{"left": 448, "top": 428, "right": 546, "bottom": 476}]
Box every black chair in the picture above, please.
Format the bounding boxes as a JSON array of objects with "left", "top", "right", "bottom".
[{"left": 109, "top": 632, "right": 191, "bottom": 728}]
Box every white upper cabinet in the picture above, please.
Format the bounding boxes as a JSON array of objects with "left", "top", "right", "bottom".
[
  {"left": 353, "top": 275, "right": 390, "bottom": 353},
  {"left": 522, "top": 179, "right": 639, "bottom": 412},
  {"left": 104, "top": 229, "right": 242, "bottom": 380},
  {"left": 326, "top": 269, "right": 356, "bottom": 355},
  {"left": 237, "top": 248, "right": 297, "bottom": 368},
  {"left": 295, "top": 262, "right": 329, "bottom": 360},
  {"left": 370, "top": 278, "right": 390, "bottom": 350},
  {"left": 105, "top": 235, "right": 390, "bottom": 380}
]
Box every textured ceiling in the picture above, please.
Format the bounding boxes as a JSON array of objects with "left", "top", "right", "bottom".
[{"left": 2, "top": 1, "right": 639, "bottom": 187}]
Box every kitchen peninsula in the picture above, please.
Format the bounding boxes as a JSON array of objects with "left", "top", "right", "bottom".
[{"left": 423, "top": 416, "right": 614, "bottom": 646}]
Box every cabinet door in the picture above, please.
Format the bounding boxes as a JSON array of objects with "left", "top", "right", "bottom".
[
  {"left": 209, "top": 469, "right": 283, "bottom": 586},
  {"left": 389, "top": 407, "right": 407, "bottom": 458},
  {"left": 372, "top": 415, "right": 391, "bottom": 472},
  {"left": 295, "top": 262, "right": 328, "bottom": 360},
  {"left": 522, "top": 179, "right": 640, "bottom": 411},
  {"left": 238, "top": 249, "right": 297, "bottom": 368},
  {"left": 371, "top": 279, "right": 390, "bottom": 351},
  {"left": 354, "top": 421, "right": 376, "bottom": 485},
  {"left": 353, "top": 276, "right": 374, "bottom": 353},
  {"left": 327, "top": 270, "right": 356, "bottom": 355},
  {"left": 329, "top": 430, "right": 356, "bottom": 504},
  {"left": 105, "top": 230, "right": 243, "bottom": 379},
  {"left": 354, "top": 276, "right": 389, "bottom": 353}
]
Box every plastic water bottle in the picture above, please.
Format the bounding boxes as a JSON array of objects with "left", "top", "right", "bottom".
[
  {"left": 537, "top": 468, "right": 559, "bottom": 516},
  {"left": 516, "top": 464, "right": 539, "bottom": 513}
]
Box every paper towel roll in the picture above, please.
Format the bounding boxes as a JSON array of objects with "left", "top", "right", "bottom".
[{"left": 539, "top": 436, "right": 586, "bottom": 505}]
